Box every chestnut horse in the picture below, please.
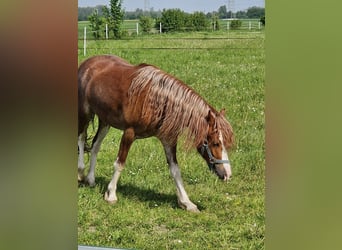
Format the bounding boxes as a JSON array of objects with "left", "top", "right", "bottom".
[{"left": 78, "top": 55, "right": 234, "bottom": 212}]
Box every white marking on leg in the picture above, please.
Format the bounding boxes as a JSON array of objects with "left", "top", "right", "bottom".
[
  {"left": 170, "top": 163, "right": 198, "bottom": 210},
  {"left": 105, "top": 158, "right": 123, "bottom": 203},
  {"left": 164, "top": 144, "right": 199, "bottom": 212},
  {"left": 86, "top": 126, "right": 109, "bottom": 186},
  {"left": 219, "top": 131, "right": 232, "bottom": 180},
  {"left": 78, "top": 133, "right": 86, "bottom": 181}
]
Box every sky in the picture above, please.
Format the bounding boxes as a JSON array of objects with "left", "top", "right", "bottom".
[{"left": 78, "top": 0, "right": 265, "bottom": 13}]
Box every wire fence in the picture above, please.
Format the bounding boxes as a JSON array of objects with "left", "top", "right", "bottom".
[
  {"left": 78, "top": 19, "right": 264, "bottom": 41},
  {"left": 78, "top": 19, "right": 264, "bottom": 57}
]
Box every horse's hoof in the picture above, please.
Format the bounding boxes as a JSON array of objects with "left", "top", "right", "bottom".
[
  {"left": 104, "top": 191, "right": 117, "bottom": 205},
  {"left": 85, "top": 177, "right": 96, "bottom": 187},
  {"left": 88, "top": 182, "right": 96, "bottom": 187},
  {"left": 78, "top": 173, "right": 85, "bottom": 182},
  {"left": 106, "top": 199, "right": 117, "bottom": 205},
  {"left": 178, "top": 200, "right": 200, "bottom": 212},
  {"left": 187, "top": 207, "right": 200, "bottom": 213}
]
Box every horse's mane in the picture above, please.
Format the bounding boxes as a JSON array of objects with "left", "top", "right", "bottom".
[{"left": 129, "top": 64, "right": 233, "bottom": 148}]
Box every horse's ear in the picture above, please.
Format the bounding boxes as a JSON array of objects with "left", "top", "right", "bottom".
[
  {"left": 206, "top": 110, "right": 216, "bottom": 126},
  {"left": 219, "top": 109, "right": 226, "bottom": 116}
]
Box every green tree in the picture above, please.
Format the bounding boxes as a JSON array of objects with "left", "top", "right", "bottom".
[
  {"left": 139, "top": 16, "right": 153, "bottom": 33},
  {"left": 189, "top": 12, "right": 209, "bottom": 31},
  {"left": 218, "top": 5, "right": 228, "bottom": 19},
  {"left": 236, "top": 10, "right": 248, "bottom": 19},
  {"left": 102, "top": 0, "right": 124, "bottom": 39},
  {"left": 78, "top": 6, "right": 105, "bottom": 21},
  {"left": 246, "top": 6, "right": 265, "bottom": 18},
  {"left": 157, "top": 9, "right": 210, "bottom": 33},
  {"left": 88, "top": 9, "right": 104, "bottom": 39},
  {"left": 159, "top": 9, "right": 186, "bottom": 32}
]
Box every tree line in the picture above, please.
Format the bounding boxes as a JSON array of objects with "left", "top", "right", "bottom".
[
  {"left": 82, "top": 0, "right": 265, "bottom": 40},
  {"left": 78, "top": 5, "right": 265, "bottom": 21}
]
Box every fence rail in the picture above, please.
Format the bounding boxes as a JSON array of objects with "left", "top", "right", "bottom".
[
  {"left": 78, "top": 19, "right": 264, "bottom": 41},
  {"left": 78, "top": 19, "right": 264, "bottom": 56}
]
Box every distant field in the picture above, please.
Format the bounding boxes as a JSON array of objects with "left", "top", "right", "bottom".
[{"left": 78, "top": 28, "right": 265, "bottom": 249}]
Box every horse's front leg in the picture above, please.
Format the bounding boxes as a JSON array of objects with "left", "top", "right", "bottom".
[
  {"left": 162, "top": 142, "right": 200, "bottom": 213},
  {"left": 105, "top": 127, "right": 135, "bottom": 204}
]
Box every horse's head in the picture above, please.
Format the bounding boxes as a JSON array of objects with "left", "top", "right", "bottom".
[{"left": 197, "top": 110, "right": 232, "bottom": 181}]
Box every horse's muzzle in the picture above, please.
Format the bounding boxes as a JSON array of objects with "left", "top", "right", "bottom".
[{"left": 209, "top": 163, "right": 230, "bottom": 181}]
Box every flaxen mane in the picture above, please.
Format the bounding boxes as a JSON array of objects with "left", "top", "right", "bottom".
[{"left": 129, "top": 64, "right": 234, "bottom": 148}]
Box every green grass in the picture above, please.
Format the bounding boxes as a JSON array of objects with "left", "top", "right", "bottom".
[{"left": 78, "top": 30, "right": 265, "bottom": 249}]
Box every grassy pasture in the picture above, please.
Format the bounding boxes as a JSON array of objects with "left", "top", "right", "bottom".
[{"left": 78, "top": 29, "right": 265, "bottom": 249}]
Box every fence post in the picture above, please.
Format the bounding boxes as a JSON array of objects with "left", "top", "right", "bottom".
[
  {"left": 227, "top": 21, "right": 229, "bottom": 30},
  {"left": 83, "top": 26, "right": 86, "bottom": 56},
  {"left": 136, "top": 22, "right": 139, "bottom": 35},
  {"left": 105, "top": 24, "right": 108, "bottom": 39},
  {"left": 249, "top": 21, "right": 251, "bottom": 30},
  {"left": 259, "top": 21, "right": 261, "bottom": 30},
  {"left": 159, "top": 22, "right": 162, "bottom": 33}
]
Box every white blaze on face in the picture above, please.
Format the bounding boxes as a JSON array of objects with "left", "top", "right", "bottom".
[{"left": 219, "top": 131, "right": 232, "bottom": 180}]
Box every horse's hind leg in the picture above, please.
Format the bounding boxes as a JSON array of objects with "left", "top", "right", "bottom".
[
  {"left": 105, "top": 128, "right": 135, "bottom": 204},
  {"left": 78, "top": 99, "right": 93, "bottom": 181},
  {"left": 78, "top": 115, "right": 89, "bottom": 182},
  {"left": 162, "top": 142, "right": 200, "bottom": 212},
  {"left": 86, "top": 120, "right": 110, "bottom": 187},
  {"left": 78, "top": 129, "right": 87, "bottom": 182}
]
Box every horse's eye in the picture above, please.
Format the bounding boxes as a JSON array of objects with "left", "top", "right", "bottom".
[{"left": 213, "top": 142, "right": 220, "bottom": 147}]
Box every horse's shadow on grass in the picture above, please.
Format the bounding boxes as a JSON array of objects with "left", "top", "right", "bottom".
[{"left": 80, "top": 177, "right": 205, "bottom": 211}]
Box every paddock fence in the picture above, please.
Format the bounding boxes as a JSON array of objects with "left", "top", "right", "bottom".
[
  {"left": 78, "top": 19, "right": 264, "bottom": 57},
  {"left": 78, "top": 19, "right": 263, "bottom": 40}
]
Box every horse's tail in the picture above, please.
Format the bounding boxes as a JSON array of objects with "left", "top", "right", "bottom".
[
  {"left": 83, "top": 114, "right": 96, "bottom": 153},
  {"left": 78, "top": 57, "right": 96, "bottom": 153}
]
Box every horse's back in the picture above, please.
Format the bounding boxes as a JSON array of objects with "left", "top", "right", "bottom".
[
  {"left": 80, "top": 54, "right": 131, "bottom": 66},
  {"left": 78, "top": 55, "right": 144, "bottom": 130},
  {"left": 78, "top": 55, "right": 132, "bottom": 80},
  {"left": 78, "top": 55, "right": 135, "bottom": 94}
]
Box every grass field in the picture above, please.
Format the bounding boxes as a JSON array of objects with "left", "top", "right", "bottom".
[{"left": 78, "top": 28, "right": 265, "bottom": 249}]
